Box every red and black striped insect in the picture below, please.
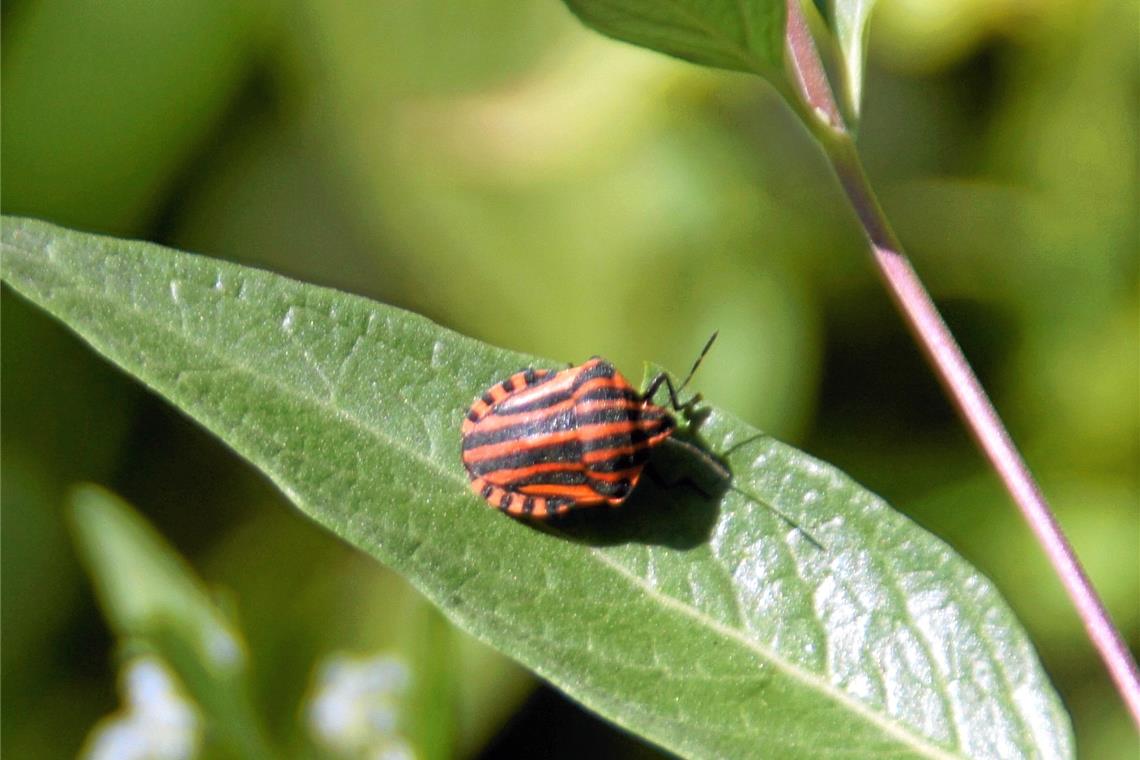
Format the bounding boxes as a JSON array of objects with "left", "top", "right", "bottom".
[{"left": 461, "top": 335, "right": 718, "bottom": 519}]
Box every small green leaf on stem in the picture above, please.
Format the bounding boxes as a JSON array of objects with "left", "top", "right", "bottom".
[
  {"left": 562, "top": 0, "right": 787, "bottom": 78},
  {"left": 823, "top": 0, "right": 877, "bottom": 121}
]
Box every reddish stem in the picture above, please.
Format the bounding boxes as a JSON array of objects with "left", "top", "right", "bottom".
[{"left": 783, "top": 0, "right": 1140, "bottom": 728}]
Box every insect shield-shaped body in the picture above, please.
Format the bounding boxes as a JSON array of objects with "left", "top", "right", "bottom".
[{"left": 461, "top": 336, "right": 717, "bottom": 519}]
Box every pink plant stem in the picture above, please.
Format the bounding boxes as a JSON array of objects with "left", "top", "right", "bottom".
[{"left": 784, "top": 0, "right": 1140, "bottom": 728}]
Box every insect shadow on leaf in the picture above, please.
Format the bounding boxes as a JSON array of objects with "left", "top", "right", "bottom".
[
  {"left": 546, "top": 426, "right": 727, "bottom": 549},
  {"left": 553, "top": 332, "right": 825, "bottom": 549},
  {"left": 550, "top": 426, "right": 826, "bottom": 552}
]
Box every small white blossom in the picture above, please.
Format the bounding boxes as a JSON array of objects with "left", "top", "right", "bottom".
[
  {"left": 306, "top": 653, "right": 415, "bottom": 760},
  {"left": 373, "top": 741, "right": 416, "bottom": 760},
  {"left": 202, "top": 623, "right": 243, "bottom": 670},
  {"left": 83, "top": 657, "right": 200, "bottom": 760}
]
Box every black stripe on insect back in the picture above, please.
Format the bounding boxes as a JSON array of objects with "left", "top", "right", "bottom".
[
  {"left": 576, "top": 385, "right": 639, "bottom": 403},
  {"left": 469, "top": 425, "right": 666, "bottom": 474},
  {"left": 506, "top": 469, "right": 590, "bottom": 488},
  {"left": 461, "top": 408, "right": 576, "bottom": 450},
  {"left": 571, "top": 360, "right": 616, "bottom": 388},
  {"left": 573, "top": 406, "right": 647, "bottom": 428},
  {"left": 496, "top": 382, "right": 635, "bottom": 418},
  {"left": 587, "top": 477, "right": 632, "bottom": 498},
  {"left": 466, "top": 441, "right": 584, "bottom": 476},
  {"left": 520, "top": 368, "right": 555, "bottom": 386},
  {"left": 586, "top": 451, "right": 651, "bottom": 473},
  {"left": 464, "top": 391, "right": 652, "bottom": 451},
  {"left": 493, "top": 388, "right": 573, "bottom": 416},
  {"left": 487, "top": 373, "right": 629, "bottom": 417},
  {"left": 578, "top": 424, "right": 666, "bottom": 453}
]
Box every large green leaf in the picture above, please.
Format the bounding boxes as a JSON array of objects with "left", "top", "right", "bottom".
[
  {"left": 2, "top": 217, "right": 1072, "bottom": 759},
  {"left": 561, "top": 0, "right": 786, "bottom": 78}
]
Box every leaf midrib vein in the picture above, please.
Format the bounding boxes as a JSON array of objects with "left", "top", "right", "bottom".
[{"left": 591, "top": 552, "right": 961, "bottom": 760}]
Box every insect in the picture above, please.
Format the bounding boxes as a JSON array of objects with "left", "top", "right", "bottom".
[{"left": 461, "top": 334, "right": 718, "bottom": 519}]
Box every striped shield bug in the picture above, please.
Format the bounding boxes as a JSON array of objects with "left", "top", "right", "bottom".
[{"left": 461, "top": 334, "right": 719, "bottom": 519}]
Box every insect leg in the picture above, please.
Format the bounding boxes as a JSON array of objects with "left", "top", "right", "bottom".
[
  {"left": 644, "top": 373, "right": 709, "bottom": 420},
  {"left": 644, "top": 466, "right": 715, "bottom": 502},
  {"left": 643, "top": 331, "right": 718, "bottom": 413}
]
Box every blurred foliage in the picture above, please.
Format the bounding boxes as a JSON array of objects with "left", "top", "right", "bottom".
[
  {"left": 1, "top": 0, "right": 1136, "bottom": 757},
  {"left": 70, "top": 485, "right": 272, "bottom": 758}
]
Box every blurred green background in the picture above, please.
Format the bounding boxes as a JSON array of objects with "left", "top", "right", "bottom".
[{"left": 2, "top": 0, "right": 1136, "bottom": 757}]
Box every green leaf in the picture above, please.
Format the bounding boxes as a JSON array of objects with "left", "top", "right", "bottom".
[
  {"left": 825, "top": 0, "right": 877, "bottom": 119},
  {"left": 69, "top": 484, "right": 275, "bottom": 758},
  {"left": 561, "top": 0, "right": 786, "bottom": 78},
  {"left": 4, "top": 217, "right": 1072, "bottom": 759}
]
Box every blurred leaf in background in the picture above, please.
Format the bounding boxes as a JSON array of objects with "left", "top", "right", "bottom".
[
  {"left": 1, "top": 0, "right": 1136, "bottom": 757},
  {"left": 70, "top": 485, "right": 272, "bottom": 758}
]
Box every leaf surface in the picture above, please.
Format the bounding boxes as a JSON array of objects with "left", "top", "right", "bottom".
[
  {"left": 2, "top": 217, "right": 1072, "bottom": 759},
  {"left": 561, "top": 0, "right": 786, "bottom": 77},
  {"left": 826, "top": 0, "right": 877, "bottom": 120}
]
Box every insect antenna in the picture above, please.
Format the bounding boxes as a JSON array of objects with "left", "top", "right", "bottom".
[
  {"left": 664, "top": 435, "right": 826, "bottom": 551},
  {"left": 728, "top": 484, "right": 826, "bottom": 551},
  {"left": 676, "top": 330, "right": 718, "bottom": 395},
  {"left": 643, "top": 331, "right": 719, "bottom": 414}
]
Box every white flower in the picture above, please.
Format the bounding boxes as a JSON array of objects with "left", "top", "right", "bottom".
[
  {"left": 306, "top": 653, "right": 415, "bottom": 759},
  {"left": 83, "top": 657, "right": 200, "bottom": 760}
]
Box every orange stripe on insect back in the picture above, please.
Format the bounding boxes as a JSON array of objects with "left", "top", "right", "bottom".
[
  {"left": 470, "top": 402, "right": 570, "bottom": 433},
  {"left": 476, "top": 375, "right": 630, "bottom": 430},
  {"left": 487, "top": 384, "right": 511, "bottom": 403},
  {"left": 489, "top": 368, "right": 579, "bottom": 411},
  {"left": 473, "top": 394, "right": 640, "bottom": 433},
  {"left": 461, "top": 420, "right": 645, "bottom": 461},
  {"left": 463, "top": 418, "right": 664, "bottom": 462},
  {"left": 586, "top": 468, "right": 641, "bottom": 482},
  {"left": 460, "top": 432, "right": 573, "bottom": 462},
  {"left": 574, "top": 374, "right": 628, "bottom": 393},
  {"left": 516, "top": 483, "right": 604, "bottom": 501},
  {"left": 572, "top": 399, "right": 644, "bottom": 415},
  {"left": 508, "top": 370, "right": 533, "bottom": 387},
  {"left": 581, "top": 439, "right": 658, "bottom": 463},
  {"left": 483, "top": 461, "right": 583, "bottom": 484},
  {"left": 514, "top": 496, "right": 553, "bottom": 518},
  {"left": 574, "top": 419, "right": 665, "bottom": 442}
]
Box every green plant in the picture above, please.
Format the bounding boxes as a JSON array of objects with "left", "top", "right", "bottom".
[
  {"left": 1, "top": 209, "right": 1069, "bottom": 757},
  {"left": 564, "top": 0, "right": 1140, "bottom": 736},
  {"left": 3, "top": 0, "right": 1136, "bottom": 758}
]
